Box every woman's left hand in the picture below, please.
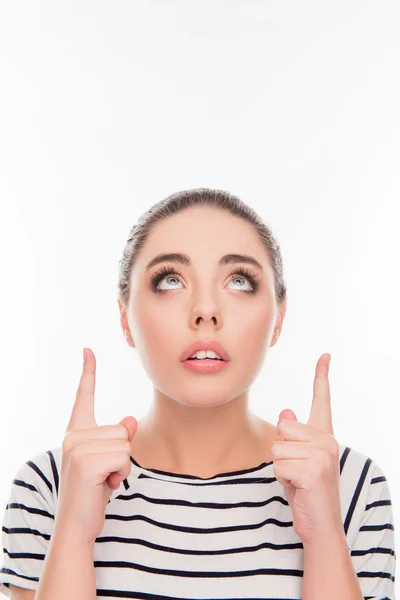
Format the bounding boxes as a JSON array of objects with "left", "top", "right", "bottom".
[{"left": 271, "top": 353, "right": 343, "bottom": 546}]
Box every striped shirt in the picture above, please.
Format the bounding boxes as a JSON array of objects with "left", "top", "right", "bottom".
[{"left": 0, "top": 443, "right": 396, "bottom": 599}]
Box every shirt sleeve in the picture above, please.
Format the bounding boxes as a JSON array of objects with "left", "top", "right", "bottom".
[
  {"left": 0, "top": 450, "right": 57, "bottom": 596},
  {"left": 350, "top": 458, "right": 397, "bottom": 600}
]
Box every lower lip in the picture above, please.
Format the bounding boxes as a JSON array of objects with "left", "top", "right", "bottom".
[{"left": 182, "top": 359, "right": 229, "bottom": 372}]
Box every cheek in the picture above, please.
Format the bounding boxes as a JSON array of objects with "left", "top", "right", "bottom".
[
  {"left": 233, "top": 308, "right": 274, "bottom": 372},
  {"left": 131, "top": 297, "right": 182, "bottom": 365},
  {"left": 239, "top": 306, "right": 274, "bottom": 347}
]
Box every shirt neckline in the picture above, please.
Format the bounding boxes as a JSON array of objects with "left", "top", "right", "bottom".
[{"left": 128, "top": 454, "right": 275, "bottom": 482}]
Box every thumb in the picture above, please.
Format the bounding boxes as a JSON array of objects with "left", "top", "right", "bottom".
[
  {"left": 278, "top": 408, "right": 297, "bottom": 423},
  {"left": 275, "top": 409, "right": 298, "bottom": 493},
  {"left": 276, "top": 409, "right": 298, "bottom": 443},
  {"left": 107, "top": 416, "right": 138, "bottom": 490},
  {"left": 119, "top": 416, "right": 138, "bottom": 441}
]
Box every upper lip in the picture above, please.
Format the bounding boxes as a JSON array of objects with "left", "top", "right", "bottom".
[{"left": 180, "top": 339, "right": 230, "bottom": 362}]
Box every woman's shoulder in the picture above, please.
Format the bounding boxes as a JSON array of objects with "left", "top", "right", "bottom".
[{"left": 7, "top": 446, "right": 62, "bottom": 508}]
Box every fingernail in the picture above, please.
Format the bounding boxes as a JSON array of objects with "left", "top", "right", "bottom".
[{"left": 83, "top": 348, "right": 87, "bottom": 362}]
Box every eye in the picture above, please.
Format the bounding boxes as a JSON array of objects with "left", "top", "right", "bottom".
[
  {"left": 155, "top": 272, "right": 183, "bottom": 291},
  {"left": 150, "top": 265, "right": 261, "bottom": 294},
  {"left": 150, "top": 266, "right": 183, "bottom": 293},
  {"left": 226, "top": 267, "right": 261, "bottom": 293},
  {"left": 227, "top": 273, "right": 253, "bottom": 291}
]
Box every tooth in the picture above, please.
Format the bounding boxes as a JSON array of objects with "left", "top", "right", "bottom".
[{"left": 189, "top": 349, "right": 222, "bottom": 360}]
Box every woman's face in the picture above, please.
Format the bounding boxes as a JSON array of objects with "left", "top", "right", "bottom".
[{"left": 120, "top": 206, "right": 285, "bottom": 408}]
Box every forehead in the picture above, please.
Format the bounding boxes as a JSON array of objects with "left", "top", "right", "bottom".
[{"left": 141, "top": 206, "right": 266, "bottom": 259}]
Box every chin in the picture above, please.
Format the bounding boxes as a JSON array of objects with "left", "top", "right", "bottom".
[
  {"left": 156, "top": 384, "right": 239, "bottom": 409},
  {"left": 175, "top": 395, "right": 234, "bottom": 408}
]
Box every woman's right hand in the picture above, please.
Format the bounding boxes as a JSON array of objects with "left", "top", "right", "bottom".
[{"left": 56, "top": 347, "right": 138, "bottom": 546}]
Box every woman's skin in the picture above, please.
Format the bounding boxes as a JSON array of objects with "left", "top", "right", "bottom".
[{"left": 118, "top": 205, "right": 287, "bottom": 478}]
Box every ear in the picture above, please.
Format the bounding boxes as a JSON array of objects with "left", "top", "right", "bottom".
[
  {"left": 118, "top": 299, "right": 135, "bottom": 348},
  {"left": 270, "top": 299, "right": 287, "bottom": 347}
]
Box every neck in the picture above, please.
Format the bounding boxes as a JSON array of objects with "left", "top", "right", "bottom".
[{"left": 131, "top": 389, "right": 275, "bottom": 477}]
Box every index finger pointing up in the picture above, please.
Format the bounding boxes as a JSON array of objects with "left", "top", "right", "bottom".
[
  {"left": 307, "top": 353, "right": 334, "bottom": 435},
  {"left": 65, "top": 348, "right": 97, "bottom": 435}
]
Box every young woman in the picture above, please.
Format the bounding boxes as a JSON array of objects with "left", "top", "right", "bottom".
[{"left": 0, "top": 188, "right": 396, "bottom": 599}]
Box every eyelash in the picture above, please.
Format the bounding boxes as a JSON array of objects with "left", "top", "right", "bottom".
[{"left": 150, "top": 264, "right": 261, "bottom": 294}]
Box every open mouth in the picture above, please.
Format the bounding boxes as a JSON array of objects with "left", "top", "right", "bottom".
[{"left": 187, "top": 357, "right": 224, "bottom": 361}]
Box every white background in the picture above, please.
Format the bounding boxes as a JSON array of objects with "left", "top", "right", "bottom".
[{"left": 0, "top": 0, "right": 399, "bottom": 594}]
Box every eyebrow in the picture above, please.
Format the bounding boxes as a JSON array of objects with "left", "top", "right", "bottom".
[{"left": 145, "top": 252, "right": 264, "bottom": 272}]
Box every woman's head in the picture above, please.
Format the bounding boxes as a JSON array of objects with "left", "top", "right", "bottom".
[{"left": 117, "top": 188, "right": 287, "bottom": 409}]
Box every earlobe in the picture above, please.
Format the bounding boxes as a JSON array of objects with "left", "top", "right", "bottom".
[
  {"left": 271, "top": 329, "right": 281, "bottom": 347},
  {"left": 124, "top": 328, "right": 135, "bottom": 348},
  {"left": 272, "top": 301, "right": 286, "bottom": 346},
  {"left": 119, "top": 300, "right": 134, "bottom": 346}
]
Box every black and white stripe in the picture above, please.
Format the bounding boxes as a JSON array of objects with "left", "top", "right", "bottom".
[{"left": 0, "top": 443, "right": 396, "bottom": 599}]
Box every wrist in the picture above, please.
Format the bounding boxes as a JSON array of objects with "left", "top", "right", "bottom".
[
  {"left": 302, "top": 528, "right": 349, "bottom": 553},
  {"left": 52, "top": 519, "right": 96, "bottom": 550}
]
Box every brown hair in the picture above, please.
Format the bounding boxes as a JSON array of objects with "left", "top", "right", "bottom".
[{"left": 117, "top": 188, "right": 287, "bottom": 311}]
